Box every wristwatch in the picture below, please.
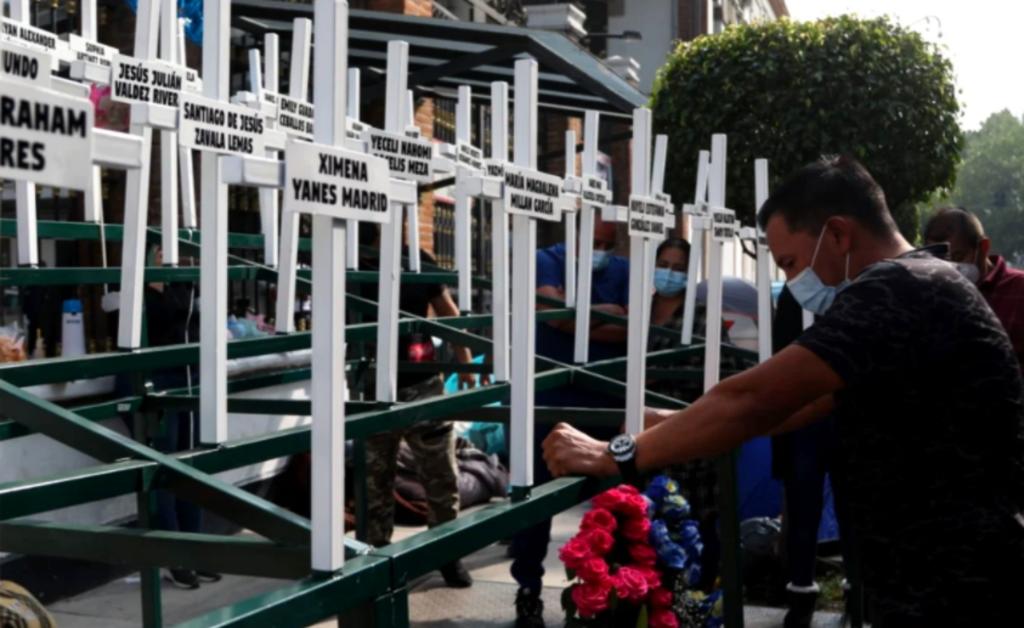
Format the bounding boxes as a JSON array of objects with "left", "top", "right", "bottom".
[{"left": 607, "top": 433, "right": 639, "bottom": 485}]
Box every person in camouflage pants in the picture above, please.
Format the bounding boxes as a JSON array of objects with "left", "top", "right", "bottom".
[
  {"left": 360, "top": 236, "right": 482, "bottom": 588},
  {"left": 365, "top": 374, "right": 458, "bottom": 545}
]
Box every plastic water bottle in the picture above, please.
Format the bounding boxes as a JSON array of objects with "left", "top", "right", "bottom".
[{"left": 62, "top": 299, "right": 86, "bottom": 357}]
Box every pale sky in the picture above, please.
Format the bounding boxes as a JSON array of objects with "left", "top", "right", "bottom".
[{"left": 785, "top": 0, "right": 1024, "bottom": 131}]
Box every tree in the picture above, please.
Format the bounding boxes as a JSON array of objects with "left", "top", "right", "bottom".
[
  {"left": 650, "top": 16, "right": 963, "bottom": 238},
  {"left": 948, "top": 111, "right": 1024, "bottom": 264}
]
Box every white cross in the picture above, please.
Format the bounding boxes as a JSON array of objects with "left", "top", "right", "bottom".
[
  {"left": 365, "top": 41, "right": 430, "bottom": 403},
  {"left": 615, "top": 108, "right": 676, "bottom": 435},
  {"left": 237, "top": 18, "right": 314, "bottom": 271},
  {"left": 507, "top": 58, "right": 566, "bottom": 492},
  {"left": 281, "top": 0, "right": 397, "bottom": 572},
  {"left": 113, "top": 0, "right": 207, "bottom": 350},
  {"left": 0, "top": 9, "right": 145, "bottom": 267},
  {"left": 702, "top": 134, "right": 740, "bottom": 393},
  {"left": 572, "top": 111, "right": 612, "bottom": 365},
  {"left": 434, "top": 85, "right": 503, "bottom": 313},
  {"left": 744, "top": 158, "right": 774, "bottom": 361},
  {"left": 2, "top": 0, "right": 97, "bottom": 267},
  {"left": 680, "top": 150, "right": 711, "bottom": 345},
  {"left": 486, "top": 81, "right": 512, "bottom": 382}
]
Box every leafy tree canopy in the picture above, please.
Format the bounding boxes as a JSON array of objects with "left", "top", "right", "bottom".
[{"left": 650, "top": 15, "right": 963, "bottom": 238}]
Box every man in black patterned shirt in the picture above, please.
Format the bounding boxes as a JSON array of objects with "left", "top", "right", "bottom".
[{"left": 542, "top": 156, "right": 1024, "bottom": 627}]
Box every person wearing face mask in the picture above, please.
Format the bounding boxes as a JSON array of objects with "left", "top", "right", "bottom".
[
  {"left": 923, "top": 207, "right": 1024, "bottom": 367},
  {"left": 542, "top": 156, "right": 1024, "bottom": 627},
  {"left": 512, "top": 215, "right": 630, "bottom": 627}
]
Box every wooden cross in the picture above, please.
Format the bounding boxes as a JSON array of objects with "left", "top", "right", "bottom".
[{"left": 485, "top": 80, "right": 512, "bottom": 382}]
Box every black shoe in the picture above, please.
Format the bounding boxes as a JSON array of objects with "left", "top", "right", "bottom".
[
  {"left": 440, "top": 560, "right": 473, "bottom": 588},
  {"left": 515, "top": 587, "right": 545, "bottom": 628},
  {"left": 163, "top": 569, "right": 200, "bottom": 590},
  {"left": 196, "top": 570, "right": 222, "bottom": 583},
  {"left": 783, "top": 588, "right": 819, "bottom": 628}
]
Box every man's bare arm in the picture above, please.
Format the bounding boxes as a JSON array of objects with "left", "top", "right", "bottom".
[
  {"left": 542, "top": 345, "right": 845, "bottom": 477},
  {"left": 632, "top": 346, "right": 843, "bottom": 471}
]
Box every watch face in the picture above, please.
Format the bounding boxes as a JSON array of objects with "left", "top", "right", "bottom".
[{"left": 609, "top": 434, "right": 635, "bottom": 457}]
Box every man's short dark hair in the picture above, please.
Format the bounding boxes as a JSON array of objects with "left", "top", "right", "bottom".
[
  {"left": 756, "top": 155, "right": 897, "bottom": 237},
  {"left": 922, "top": 207, "right": 985, "bottom": 248}
]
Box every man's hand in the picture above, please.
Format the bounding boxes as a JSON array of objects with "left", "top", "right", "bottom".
[
  {"left": 457, "top": 372, "right": 492, "bottom": 389},
  {"left": 542, "top": 423, "right": 617, "bottom": 478}
]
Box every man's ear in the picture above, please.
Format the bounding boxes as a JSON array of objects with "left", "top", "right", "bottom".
[{"left": 828, "top": 217, "right": 855, "bottom": 254}]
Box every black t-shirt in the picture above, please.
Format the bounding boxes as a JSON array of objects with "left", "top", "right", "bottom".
[
  {"left": 360, "top": 248, "right": 445, "bottom": 389},
  {"left": 796, "top": 249, "right": 1024, "bottom": 624}
]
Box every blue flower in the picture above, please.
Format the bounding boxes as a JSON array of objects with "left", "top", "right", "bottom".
[
  {"left": 644, "top": 475, "right": 680, "bottom": 505},
  {"left": 660, "top": 494, "right": 692, "bottom": 523}
]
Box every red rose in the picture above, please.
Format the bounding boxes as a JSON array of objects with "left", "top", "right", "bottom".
[
  {"left": 571, "top": 580, "right": 612, "bottom": 618},
  {"left": 611, "top": 565, "right": 650, "bottom": 603},
  {"left": 650, "top": 587, "right": 673, "bottom": 609},
  {"left": 620, "top": 493, "right": 651, "bottom": 519},
  {"left": 628, "top": 542, "right": 658, "bottom": 567},
  {"left": 580, "top": 507, "right": 617, "bottom": 532},
  {"left": 583, "top": 528, "right": 615, "bottom": 556},
  {"left": 637, "top": 565, "right": 662, "bottom": 589},
  {"left": 558, "top": 536, "right": 593, "bottom": 571},
  {"left": 592, "top": 488, "right": 628, "bottom": 512},
  {"left": 576, "top": 556, "right": 610, "bottom": 583},
  {"left": 650, "top": 608, "right": 680, "bottom": 628},
  {"left": 620, "top": 516, "right": 651, "bottom": 542}
]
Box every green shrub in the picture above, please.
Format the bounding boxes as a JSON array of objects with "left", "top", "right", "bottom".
[{"left": 650, "top": 16, "right": 963, "bottom": 238}]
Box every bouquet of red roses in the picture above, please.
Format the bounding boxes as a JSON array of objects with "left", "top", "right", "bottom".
[
  {"left": 560, "top": 477, "right": 724, "bottom": 628},
  {"left": 559, "top": 484, "right": 679, "bottom": 628}
]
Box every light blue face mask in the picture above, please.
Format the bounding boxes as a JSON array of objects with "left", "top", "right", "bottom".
[
  {"left": 592, "top": 249, "right": 611, "bottom": 272},
  {"left": 787, "top": 224, "right": 850, "bottom": 315},
  {"left": 654, "top": 268, "right": 687, "bottom": 296}
]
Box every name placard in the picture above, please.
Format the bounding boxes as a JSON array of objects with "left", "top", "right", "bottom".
[
  {"left": 484, "top": 159, "right": 505, "bottom": 179},
  {"left": 582, "top": 175, "right": 611, "bottom": 206},
  {"left": 1, "top": 41, "right": 51, "bottom": 87},
  {"left": 627, "top": 195, "right": 670, "bottom": 240},
  {"left": 178, "top": 93, "right": 267, "bottom": 156},
  {"left": 111, "top": 55, "right": 186, "bottom": 107},
  {"left": 345, "top": 118, "right": 367, "bottom": 143},
  {"left": 711, "top": 207, "right": 738, "bottom": 242},
  {"left": 0, "top": 78, "right": 93, "bottom": 190},
  {"left": 283, "top": 139, "right": 391, "bottom": 223},
  {"left": 0, "top": 18, "right": 71, "bottom": 68},
  {"left": 66, "top": 34, "right": 117, "bottom": 69},
  {"left": 277, "top": 94, "right": 313, "bottom": 140},
  {"left": 455, "top": 142, "right": 483, "bottom": 171},
  {"left": 363, "top": 128, "right": 433, "bottom": 183},
  {"left": 502, "top": 163, "right": 563, "bottom": 222}
]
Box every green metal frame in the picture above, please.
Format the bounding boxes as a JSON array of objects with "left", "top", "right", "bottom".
[{"left": 0, "top": 220, "right": 760, "bottom": 627}]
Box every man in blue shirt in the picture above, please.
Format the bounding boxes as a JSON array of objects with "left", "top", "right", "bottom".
[{"left": 513, "top": 217, "right": 629, "bottom": 627}]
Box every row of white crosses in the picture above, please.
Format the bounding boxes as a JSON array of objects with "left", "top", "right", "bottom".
[{"left": 1, "top": 3, "right": 146, "bottom": 260}]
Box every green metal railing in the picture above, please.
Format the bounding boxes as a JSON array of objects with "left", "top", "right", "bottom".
[{"left": 0, "top": 220, "right": 759, "bottom": 627}]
